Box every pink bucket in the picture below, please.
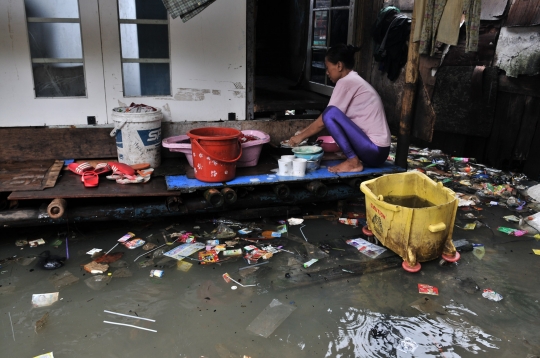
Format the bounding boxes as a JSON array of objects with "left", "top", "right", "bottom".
[{"left": 162, "top": 130, "right": 270, "bottom": 168}]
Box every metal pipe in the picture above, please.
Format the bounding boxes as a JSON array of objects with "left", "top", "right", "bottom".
[
  {"left": 0, "top": 184, "right": 359, "bottom": 227},
  {"left": 305, "top": 181, "right": 328, "bottom": 198},
  {"left": 203, "top": 188, "right": 224, "bottom": 207},
  {"left": 347, "top": 178, "right": 363, "bottom": 190},
  {"left": 272, "top": 184, "right": 291, "bottom": 199},
  {"left": 220, "top": 187, "right": 237, "bottom": 204}
]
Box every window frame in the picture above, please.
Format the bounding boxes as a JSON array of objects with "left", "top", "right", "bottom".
[
  {"left": 24, "top": 1, "right": 88, "bottom": 99},
  {"left": 116, "top": 2, "right": 172, "bottom": 98},
  {"left": 306, "top": 0, "right": 356, "bottom": 96}
]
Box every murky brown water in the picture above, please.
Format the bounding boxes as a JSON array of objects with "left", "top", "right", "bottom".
[{"left": 1, "top": 202, "right": 539, "bottom": 357}]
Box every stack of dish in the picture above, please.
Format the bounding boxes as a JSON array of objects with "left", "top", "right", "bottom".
[{"left": 292, "top": 146, "right": 323, "bottom": 171}]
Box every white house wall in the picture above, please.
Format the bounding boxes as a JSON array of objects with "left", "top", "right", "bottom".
[{"left": 0, "top": 0, "right": 246, "bottom": 127}]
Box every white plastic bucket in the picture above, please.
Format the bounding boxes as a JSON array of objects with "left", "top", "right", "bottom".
[{"left": 110, "top": 108, "right": 163, "bottom": 168}]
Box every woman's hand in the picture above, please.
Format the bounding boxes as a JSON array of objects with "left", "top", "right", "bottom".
[{"left": 287, "top": 134, "right": 303, "bottom": 147}]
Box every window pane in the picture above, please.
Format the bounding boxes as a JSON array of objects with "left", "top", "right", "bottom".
[
  {"left": 28, "top": 23, "right": 83, "bottom": 59},
  {"left": 332, "top": 0, "right": 351, "bottom": 6},
  {"left": 314, "top": 0, "right": 330, "bottom": 8},
  {"left": 310, "top": 49, "right": 326, "bottom": 84},
  {"left": 123, "top": 63, "right": 170, "bottom": 96},
  {"left": 330, "top": 10, "right": 349, "bottom": 46},
  {"left": 119, "top": 0, "right": 167, "bottom": 20},
  {"left": 312, "top": 11, "right": 328, "bottom": 46},
  {"left": 120, "top": 24, "right": 169, "bottom": 58},
  {"left": 24, "top": 0, "right": 79, "bottom": 18},
  {"left": 32, "top": 63, "right": 85, "bottom": 97}
]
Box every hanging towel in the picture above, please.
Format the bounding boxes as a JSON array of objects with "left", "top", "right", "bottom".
[
  {"left": 161, "top": 0, "right": 216, "bottom": 22},
  {"left": 436, "top": 0, "right": 464, "bottom": 46}
]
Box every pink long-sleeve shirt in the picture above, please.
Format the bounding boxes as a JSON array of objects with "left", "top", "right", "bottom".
[{"left": 327, "top": 71, "right": 391, "bottom": 147}]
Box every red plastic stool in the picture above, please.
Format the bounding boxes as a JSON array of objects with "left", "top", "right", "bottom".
[
  {"left": 402, "top": 261, "right": 422, "bottom": 273},
  {"left": 441, "top": 251, "right": 461, "bottom": 263}
]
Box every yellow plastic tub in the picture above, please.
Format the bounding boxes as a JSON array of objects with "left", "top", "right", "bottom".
[{"left": 360, "top": 171, "right": 459, "bottom": 271}]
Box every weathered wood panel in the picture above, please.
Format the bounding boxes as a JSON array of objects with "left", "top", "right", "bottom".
[
  {"left": 432, "top": 66, "right": 498, "bottom": 137},
  {"left": 8, "top": 175, "right": 170, "bottom": 200},
  {"left": 358, "top": 0, "right": 380, "bottom": 82},
  {"left": 523, "top": 111, "right": 540, "bottom": 180},
  {"left": 506, "top": 0, "right": 540, "bottom": 27},
  {"left": 513, "top": 96, "right": 540, "bottom": 161},
  {"left": 499, "top": 74, "right": 540, "bottom": 97},
  {"left": 0, "top": 128, "right": 117, "bottom": 161},
  {"left": 370, "top": 66, "right": 406, "bottom": 133},
  {"left": 412, "top": 79, "right": 436, "bottom": 142},
  {"left": 485, "top": 93, "right": 526, "bottom": 169}
]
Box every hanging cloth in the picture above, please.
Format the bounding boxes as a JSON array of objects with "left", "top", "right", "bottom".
[
  {"left": 419, "top": 0, "right": 448, "bottom": 56},
  {"left": 412, "top": 0, "right": 427, "bottom": 42},
  {"left": 161, "top": 0, "right": 216, "bottom": 22},
  {"left": 419, "top": 0, "right": 481, "bottom": 55},
  {"left": 436, "top": 0, "right": 463, "bottom": 46},
  {"left": 463, "top": 0, "right": 482, "bottom": 53}
]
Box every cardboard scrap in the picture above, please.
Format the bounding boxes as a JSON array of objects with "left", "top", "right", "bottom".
[
  {"left": 35, "top": 312, "right": 49, "bottom": 333},
  {"left": 83, "top": 261, "right": 109, "bottom": 273}
]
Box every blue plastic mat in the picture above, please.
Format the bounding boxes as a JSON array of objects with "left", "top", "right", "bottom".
[{"left": 165, "top": 161, "right": 404, "bottom": 191}]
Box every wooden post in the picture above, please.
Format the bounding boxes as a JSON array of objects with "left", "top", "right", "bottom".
[{"left": 395, "top": 4, "right": 421, "bottom": 169}]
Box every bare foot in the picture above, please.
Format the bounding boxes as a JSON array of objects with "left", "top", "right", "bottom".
[{"left": 328, "top": 157, "right": 364, "bottom": 173}]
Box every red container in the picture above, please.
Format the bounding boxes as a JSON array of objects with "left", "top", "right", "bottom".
[
  {"left": 187, "top": 127, "right": 242, "bottom": 182},
  {"left": 317, "top": 136, "right": 341, "bottom": 152}
]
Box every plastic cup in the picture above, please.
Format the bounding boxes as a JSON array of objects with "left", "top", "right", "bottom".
[
  {"left": 278, "top": 159, "right": 293, "bottom": 176},
  {"left": 292, "top": 158, "right": 307, "bottom": 177}
]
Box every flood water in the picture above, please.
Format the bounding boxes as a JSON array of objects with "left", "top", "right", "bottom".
[
  {"left": 1, "top": 201, "right": 539, "bottom": 358},
  {"left": 383, "top": 195, "right": 437, "bottom": 209}
]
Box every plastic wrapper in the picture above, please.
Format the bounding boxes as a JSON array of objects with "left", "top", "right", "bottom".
[
  {"left": 418, "top": 284, "right": 439, "bottom": 295},
  {"left": 246, "top": 299, "right": 296, "bottom": 338},
  {"left": 117, "top": 232, "right": 136, "bottom": 242},
  {"left": 482, "top": 289, "right": 503, "bottom": 301},
  {"left": 346, "top": 238, "right": 386, "bottom": 259},
  {"left": 198, "top": 250, "right": 219, "bottom": 265},
  {"left": 123, "top": 238, "right": 145, "bottom": 249},
  {"left": 213, "top": 217, "right": 243, "bottom": 227},
  {"left": 497, "top": 227, "right": 527, "bottom": 236},
  {"left": 179, "top": 232, "right": 196, "bottom": 243},
  {"left": 84, "top": 275, "right": 112, "bottom": 290},
  {"left": 397, "top": 337, "right": 418, "bottom": 353},
  {"left": 212, "top": 223, "right": 237, "bottom": 239}
]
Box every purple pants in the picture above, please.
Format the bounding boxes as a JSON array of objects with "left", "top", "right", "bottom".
[{"left": 322, "top": 106, "right": 390, "bottom": 167}]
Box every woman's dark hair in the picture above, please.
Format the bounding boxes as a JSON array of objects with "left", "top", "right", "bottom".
[{"left": 325, "top": 44, "right": 361, "bottom": 69}]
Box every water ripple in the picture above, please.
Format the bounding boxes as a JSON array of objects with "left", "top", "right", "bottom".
[{"left": 325, "top": 307, "right": 500, "bottom": 357}]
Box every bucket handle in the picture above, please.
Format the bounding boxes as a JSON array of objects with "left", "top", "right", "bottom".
[
  {"left": 428, "top": 222, "right": 446, "bottom": 233},
  {"left": 110, "top": 119, "right": 128, "bottom": 137},
  {"left": 191, "top": 138, "right": 243, "bottom": 163}
]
